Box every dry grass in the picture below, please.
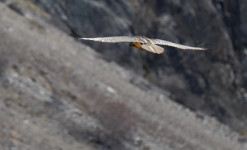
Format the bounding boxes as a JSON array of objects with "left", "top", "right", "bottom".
[
  {"left": 7, "top": 0, "right": 50, "bottom": 18},
  {"left": 92, "top": 100, "right": 136, "bottom": 149},
  {"left": 96, "top": 100, "right": 135, "bottom": 139}
]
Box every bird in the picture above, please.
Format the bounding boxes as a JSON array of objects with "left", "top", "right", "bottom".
[{"left": 71, "top": 32, "right": 206, "bottom": 54}]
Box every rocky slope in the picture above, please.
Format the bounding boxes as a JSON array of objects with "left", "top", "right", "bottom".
[
  {"left": 3, "top": 0, "right": 246, "bottom": 133},
  {"left": 1, "top": 2, "right": 247, "bottom": 150}
]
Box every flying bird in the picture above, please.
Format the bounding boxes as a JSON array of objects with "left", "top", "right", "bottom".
[{"left": 71, "top": 32, "right": 206, "bottom": 54}]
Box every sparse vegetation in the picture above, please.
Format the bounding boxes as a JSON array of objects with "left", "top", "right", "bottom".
[
  {"left": 95, "top": 100, "right": 135, "bottom": 141},
  {"left": 0, "top": 1, "right": 247, "bottom": 150}
]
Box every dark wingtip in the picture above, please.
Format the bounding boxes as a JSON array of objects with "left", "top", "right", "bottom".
[
  {"left": 198, "top": 41, "right": 214, "bottom": 51},
  {"left": 70, "top": 30, "right": 82, "bottom": 39}
]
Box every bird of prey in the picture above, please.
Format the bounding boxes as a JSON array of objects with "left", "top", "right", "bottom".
[{"left": 71, "top": 32, "right": 206, "bottom": 54}]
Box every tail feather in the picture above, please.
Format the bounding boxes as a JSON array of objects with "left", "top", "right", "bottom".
[{"left": 141, "top": 44, "right": 164, "bottom": 54}]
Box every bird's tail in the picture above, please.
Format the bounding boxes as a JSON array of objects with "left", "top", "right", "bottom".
[{"left": 141, "top": 44, "right": 164, "bottom": 54}]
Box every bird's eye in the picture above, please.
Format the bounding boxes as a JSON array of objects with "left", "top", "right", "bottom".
[{"left": 141, "top": 43, "right": 144, "bottom": 45}]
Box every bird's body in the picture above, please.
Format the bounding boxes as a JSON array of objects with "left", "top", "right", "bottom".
[
  {"left": 129, "top": 42, "right": 142, "bottom": 49},
  {"left": 71, "top": 33, "right": 206, "bottom": 54}
]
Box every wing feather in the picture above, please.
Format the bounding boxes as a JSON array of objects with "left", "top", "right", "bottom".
[
  {"left": 151, "top": 39, "right": 206, "bottom": 50},
  {"left": 71, "top": 32, "right": 139, "bottom": 43},
  {"left": 81, "top": 36, "right": 139, "bottom": 43}
]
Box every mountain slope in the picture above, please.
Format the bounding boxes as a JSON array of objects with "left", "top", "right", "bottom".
[
  {"left": 4, "top": 0, "right": 246, "bottom": 132},
  {"left": 0, "top": 3, "right": 246, "bottom": 150}
]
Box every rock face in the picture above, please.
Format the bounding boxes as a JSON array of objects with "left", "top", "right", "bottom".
[
  {"left": 0, "top": 0, "right": 247, "bottom": 150},
  {"left": 11, "top": 0, "right": 246, "bottom": 132}
]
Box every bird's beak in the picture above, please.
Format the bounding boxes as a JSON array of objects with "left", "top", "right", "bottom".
[{"left": 129, "top": 43, "right": 133, "bottom": 46}]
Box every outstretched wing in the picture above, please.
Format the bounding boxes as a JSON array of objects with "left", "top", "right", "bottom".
[
  {"left": 71, "top": 32, "right": 139, "bottom": 43},
  {"left": 141, "top": 44, "right": 164, "bottom": 54},
  {"left": 151, "top": 39, "right": 206, "bottom": 50},
  {"left": 81, "top": 36, "right": 138, "bottom": 43}
]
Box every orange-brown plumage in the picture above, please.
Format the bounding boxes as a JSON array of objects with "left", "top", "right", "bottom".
[{"left": 129, "top": 42, "right": 142, "bottom": 49}]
